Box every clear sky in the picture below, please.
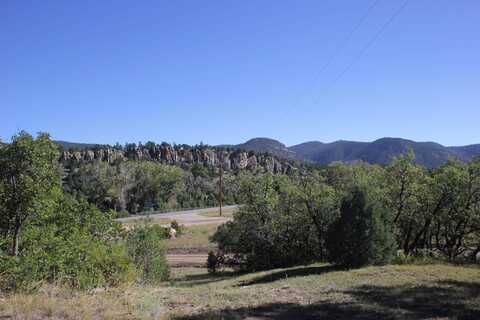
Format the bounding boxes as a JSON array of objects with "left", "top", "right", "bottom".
[{"left": 2, "top": 1, "right": 479, "bottom": 147}]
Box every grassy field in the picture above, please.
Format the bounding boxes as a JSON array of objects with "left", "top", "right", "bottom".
[
  {"left": 165, "top": 223, "right": 221, "bottom": 253},
  {"left": 198, "top": 207, "right": 236, "bottom": 218},
  {"left": 2, "top": 222, "right": 480, "bottom": 319},
  {"left": 122, "top": 217, "right": 172, "bottom": 229},
  {"left": 2, "top": 263, "right": 480, "bottom": 319}
]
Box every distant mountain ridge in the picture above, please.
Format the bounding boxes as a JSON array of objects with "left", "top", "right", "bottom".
[
  {"left": 53, "top": 137, "right": 480, "bottom": 168},
  {"left": 54, "top": 140, "right": 104, "bottom": 150},
  {"left": 232, "top": 138, "right": 298, "bottom": 161},
  {"left": 232, "top": 137, "right": 480, "bottom": 168}
]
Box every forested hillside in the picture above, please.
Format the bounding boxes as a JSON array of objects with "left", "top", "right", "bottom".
[
  {"left": 56, "top": 136, "right": 480, "bottom": 168},
  {"left": 58, "top": 141, "right": 296, "bottom": 216},
  {"left": 231, "top": 137, "right": 480, "bottom": 168},
  {"left": 2, "top": 131, "right": 480, "bottom": 320}
]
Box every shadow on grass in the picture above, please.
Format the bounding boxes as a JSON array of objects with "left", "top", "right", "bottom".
[
  {"left": 237, "top": 264, "right": 339, "bottom": 286},
  {"left": 171, "top": 301, "right": 387, "bottom": 320},
  {"left": 172, "top": 279, "right": 480, "bottom": 320},
  {"left": 172, "top": 264, "right": 337, "bottom": 288},
  {"left": 172, "top": 270, "right": 239, "bottom": 287},
  {"left": 346, "top": 279, "right": 480, "bottom": 320}
]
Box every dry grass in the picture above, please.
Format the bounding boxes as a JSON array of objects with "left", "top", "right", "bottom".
[
  {"left": 3, "top": 221, "right": 480, "bottom": 319},
  {"left": 2, "top": 263, "right": 480, "bottom": 319},
  {"left": 165, "top": 223, "right": 221, "bottom": 253},
  {"left": 163, "top": 263, "right": 480, "bottom": 319},
  {"left": 122, "top": 218, "right": 172, "bottom": 229},
  {"left": 0, "top": 284, "right": 137, "bottom": 319},
  {"left": 198, "top": 207, "right": 236, "bottom": 218}
]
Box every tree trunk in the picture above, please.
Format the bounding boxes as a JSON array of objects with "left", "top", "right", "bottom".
[{"left": 12, "top": 221, "right": 21, "bottom": 256}]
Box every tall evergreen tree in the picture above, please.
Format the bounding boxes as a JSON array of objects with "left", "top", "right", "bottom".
[{"left": 326, "top": 186, "right": 396, "bottom": 268}]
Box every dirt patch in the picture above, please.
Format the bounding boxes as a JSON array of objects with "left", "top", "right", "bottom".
[
  {"left": 167, "top": 246, "right": 214, "bottom": 255},
  {"left": 166, "top": 254, "right": 207, "bottom": 267}
]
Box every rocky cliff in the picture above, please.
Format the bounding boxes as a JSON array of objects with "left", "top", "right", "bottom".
[{"left": 59, "top": 143, "right": 295, "bottom": 174}]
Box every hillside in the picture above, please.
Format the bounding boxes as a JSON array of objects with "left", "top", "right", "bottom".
[
  {"left": 5, "top": 245, "right": 480, "bottom": 319},
  {"left": 58, "top": 141, "right": 294, "bottom": 175},
  {"left": 54, "top": 140, "right": 104, "bottom": 150},
  {"left": 53, "top": 137, "right": 480, "bottom": 168},
  {"left": 233, "top": 138, "right": 300, "bottom": 161},
  {"left": 290, "top": 137, "right": 480, "bottom": 168}
]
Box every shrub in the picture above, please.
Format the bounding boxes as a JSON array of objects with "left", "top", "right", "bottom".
[
  {"left": 170, "top": 220, "right": 184, "bottom": 235},
  {"left": 126, "top": 222, "right": 170, "bottom": 284},
  {"left": 207, "top": 251, "right": 218, "bottom": 273},
  {"left": 211, "top": 174, "right": 322, "bottom": 271},
  {"left": 326, "top": 186, "right": 396, "bottom": 268},
  {"left": 0, "top": 195, "right": 136, "bottom": 291}
]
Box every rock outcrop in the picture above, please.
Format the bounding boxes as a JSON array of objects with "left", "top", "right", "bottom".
[{"left": 59, "top": 143, "right": 294, "bottom": 174}]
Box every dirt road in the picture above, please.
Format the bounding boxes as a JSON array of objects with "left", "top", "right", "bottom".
[{"left": 117, "top": 206, "right": 236, "bottom": 266}]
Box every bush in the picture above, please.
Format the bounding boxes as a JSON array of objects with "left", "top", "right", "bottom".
[
  {"left": 126, "top": 222, "right": 170, "bottom": 284},
  {"left": 170, "top": 220, "right": 184, "bottom": 235},
  {"left": 211, "top": 174, "right": 321, "bottom": 271},
  {"left": 0, "top": 195, "right": 136, "bottom": 291},
  {"left": 326, "top": 186, "right": 396, "bottom": 268},
  {"left": 207, "top": 251, "right": 218, "bottom": 273}
]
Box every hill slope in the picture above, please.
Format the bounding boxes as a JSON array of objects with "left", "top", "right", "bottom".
[
  {"left": 53, "top": 137, "right": 480, "bottom": 168},
  {"left": 233, "top": 138, "right": 299, "bottom": 160},
  {"left": 240, "top": 137, "right": 480, "bottom": 168},
  {"left": 54, "top": 140, "right": 103, "bottom": 150}
]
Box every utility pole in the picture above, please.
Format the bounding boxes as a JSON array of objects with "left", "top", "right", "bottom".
[{"left": 218, "top": 153, "right": 223, "bottom": 216}]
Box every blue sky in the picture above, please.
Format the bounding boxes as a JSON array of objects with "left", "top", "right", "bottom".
[{"left": 2, "top": 1, "right": 479, "bottom": 146}]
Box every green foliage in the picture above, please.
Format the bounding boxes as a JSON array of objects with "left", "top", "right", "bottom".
[
  {"left": 125, "top": 221, "right": 170, "bottom": 284},
  {"left": 429, "top": 158, "right": 480, "bottom": 260},
  {"left": 64, "top": 161, "right": 127, "bottom": 212},
  {"left": 170, "top": 220, "right": 184, "bottom": 235},
  {"left": 212, "top": 174, "right": 324, "bottom": 271},
  {"left": 129, "top": 161, "right": 185, "bottom": 211},
  {"left": 326, "top": 186, "right": 396, "bottom": 268},
  {"left": 0, "top": 132, "right": 137, "bottom": 291},
  {"left": 3, "top": 129, "right": 480, "bottom": 290},
  {"left": 207, "top": 251, "right": 218, "bottom": 273},
  {"left": 0, "top": 195, "right": 136, "bottom": 291},
  {"left": 294, "top": 172, "right": 339, "bottom": 260},
  {"left": 64, "top": 159, "right": 244, "bottom": 213},
  {"left": 384, "top": 151, "right": 427, "bottom": 254},
  {"left": 0, "top": 131, "right": 61, "bottom": 256},
  {"left": 65, "top": 161, "right": 186, "bottom": 213}
]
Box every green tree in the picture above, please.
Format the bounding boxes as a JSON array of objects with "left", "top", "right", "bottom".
[
  {"left": 126, "top": 221, "right": 170, "bottom": 283},
  {"left": 326, "top": 186, "right": 396, "bottom": 268},
  {"left": 9, "top": 195, "right": 135, "bottom": 290},
  {"left": 384, "top": 151, "right": 428, "bottom": 254},
  {"left": 0, "top": 131, "right": 61, "bottom": 256},
  {"left": 429, "top": 158, "right": 480, "bottom": 261},
  {"left": 212, "top": 174, "right": 321, "bottom": 271},
  {"left": 129, "top": 161, "right": 184, "bottom": 211},
  {"left": 294, "top": 172, "right": 339, "bottom": 260}
]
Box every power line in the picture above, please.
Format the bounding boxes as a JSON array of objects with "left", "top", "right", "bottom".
[
  {"left": 280, "top": 0, "right": 381, "bottom": 120},
  {"left": 311, "top": 0, "right": 381, "bottom": 84},
  {"left": 320, "top": 0, "right": 409, "bottom": 94}
]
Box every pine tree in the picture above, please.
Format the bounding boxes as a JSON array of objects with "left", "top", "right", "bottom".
[{"left": 326, "top": 186, "right": 396, "bottom": 268}]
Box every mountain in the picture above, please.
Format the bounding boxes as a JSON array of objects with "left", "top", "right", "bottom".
[
  {"left": 53, "top": 137, "right": 480, "bottom": 168},
  {"left": 235, "top": 137, "right": 480, "bottom": 168},
  {"left": 290, "top": 140, "right": 368, "bottom": 164},
  {"left": 233, "top": 138, "right": 299, "bottom": 161},
  {"left": 54, "top": 140, "right": 104, "bottom": 150},
  {"left": 448, "top": 144, "right": 480, "bottom": 162}
]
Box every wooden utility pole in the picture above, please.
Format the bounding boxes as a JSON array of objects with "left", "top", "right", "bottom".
[{"left": 219, "top": 156, "right": 223, "bottom": 216}]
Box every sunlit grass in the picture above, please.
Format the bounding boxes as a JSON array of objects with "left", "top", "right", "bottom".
[
  {"left": 165, "top": 223, "right": 221, "bottom": 252},
  {"left": 198, "top": 207, "right": 236, "bottom": 218},
  {"left": 2, "top": 263, "right": 479, "bottom": 319}
]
